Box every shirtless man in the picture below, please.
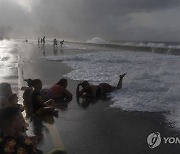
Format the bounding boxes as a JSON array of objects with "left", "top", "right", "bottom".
[{"left": 76, "top": 74, "right": 126, "bottom": 98}]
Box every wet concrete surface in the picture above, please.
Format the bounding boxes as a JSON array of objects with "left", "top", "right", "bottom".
[{"left": 18, "top": 43, "right": 180, "bottom": 154}]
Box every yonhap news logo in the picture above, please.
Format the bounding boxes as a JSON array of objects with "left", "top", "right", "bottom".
[
  {"left": 147, "top": 132, "right": 161, "bottom": 148},
  {"left": 147, "top": 132, "right": 180, "bottom": 149}
]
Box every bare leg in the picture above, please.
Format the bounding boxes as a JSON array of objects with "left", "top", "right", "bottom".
[{"left": 117, "top": 73, "right": 126, "bottom": 89}]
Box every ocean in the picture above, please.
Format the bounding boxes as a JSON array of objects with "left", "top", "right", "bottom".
[{"left": 0, "top": 37, "right": 180, "bottom": 132}]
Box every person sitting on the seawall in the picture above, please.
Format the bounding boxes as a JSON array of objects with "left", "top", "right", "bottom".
[
  {"left": 30, "top": 79, "right": 58, "bottom": 116},
  {"left": 0, "top": 82, "right": 24, "bottom": 111},
  {"left": 0, "top": 96, "right": 10, "bottom": 109},
  {"left": 76, "top": 73, "right": 126, "bottom": 98},
  {"left": 0, "top": 83, "right": 28, "bottom": 131},
  {"left": 0, "top": 107, "right": 42, "bottom": 153}
]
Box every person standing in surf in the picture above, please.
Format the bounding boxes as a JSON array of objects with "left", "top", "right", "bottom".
[
  {"left": 53, "top": 38, "right": 58, "bottom": 48},
  {"left": 38, "top": 37, "right": 40, "bottom": 47},
  {"left": 60, "top": 40, "right": 64, "bottom": 47},
  {"left": 42, "top": 36, "right": 45, "bottom": 47}
]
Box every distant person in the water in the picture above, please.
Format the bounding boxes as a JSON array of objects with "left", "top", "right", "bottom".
[
  {"left": 40, "top": 38, "right": 43, "bottom": 47},
  {"left": 42, "top": 36, "right": 45, "bottom": 47},
  {"left": 76, "top": 74, "right": 126, "bottom": 98},
  {"left": 38, "top": 37, "right": 40, "bottom": 47},
  {"left": 53, "top": 38, "right": 58, "bottom": 48},
  {"left": 60, "top": 40, "right": 64, "bottom": 47}
]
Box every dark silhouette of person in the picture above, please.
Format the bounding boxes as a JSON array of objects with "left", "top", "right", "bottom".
[
  {"left": 38, "top": 37, "right": 40, "bottom": 47},
  {"left": 50, "top": 78, "right": 72, "bottom": 103},
  {"left": 42, "top": 36, "right": 45, "bottom": 47},
  {"left": 60, "top": 40, "right": 64, "bottom": 47},
  {"left": 0, "top": 107, "right": 42, "bottom": 153},
  {"left": 53, "top": 38, "right": 58, "bottom": 48},
  {"left": 76, "top": 74, "right": 126, "bottom": 98}
]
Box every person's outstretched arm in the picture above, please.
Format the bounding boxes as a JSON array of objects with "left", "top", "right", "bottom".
[
  {"left": 62, "top": 88, "right": 73, "bottom": 103},
  {"left": 76, "top": 83, "right": 83, "bottom": 97}
]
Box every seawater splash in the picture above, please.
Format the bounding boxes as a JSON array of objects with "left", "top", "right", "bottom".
[
  {"left": 0, "top": 40, "right": 18, "bottom": 93},
  {"left": 87, "top": 37, "right": 107, "bottom": 44},
  {"left": 46, "top": 51, "right": 180, "bottom": 130}
]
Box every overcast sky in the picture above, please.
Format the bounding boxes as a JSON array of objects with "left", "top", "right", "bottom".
[{"left": 1, "top": 0, "right": 180, "bottom": 41}]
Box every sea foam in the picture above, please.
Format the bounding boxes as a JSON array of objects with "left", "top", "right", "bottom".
[
  {"left": 46, "top": 50, "right": 180, "bottom": 130},
  {"left": 87, "top": 37, "right": 107, "bottom": 44}
]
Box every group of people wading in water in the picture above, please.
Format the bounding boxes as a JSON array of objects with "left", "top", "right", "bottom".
[
  {"left": 38, "top": 36, "right": 64, "bottom": 48},
  {"left": 0, "top": 74, "right": 126, "bottom": 153}
]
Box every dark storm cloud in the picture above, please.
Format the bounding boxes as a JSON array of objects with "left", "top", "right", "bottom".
[
  {"left": 30, "top": 0, "right": 180, "bottom": 40},
  {"left": 70, "top": 0, "right": 180, "bottom": 19},
  {"left": 1, "top": 0, "right": 180, "bottom": 41},
  {"left": 83, "top": 0, "right": 180, "bottom": 12}
]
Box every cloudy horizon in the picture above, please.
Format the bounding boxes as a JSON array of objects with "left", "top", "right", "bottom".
[{"left": 1, "top": 0, "right": 180, "bottom": 42}]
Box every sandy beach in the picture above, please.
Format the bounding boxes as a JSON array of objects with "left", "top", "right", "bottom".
[{"left": 18, "top": 42, "right": 180, "bottom": 154}]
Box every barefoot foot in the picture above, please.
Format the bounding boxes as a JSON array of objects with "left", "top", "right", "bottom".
[{"left": 120, "top": 73, "right": 127, "bottom": 79}]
